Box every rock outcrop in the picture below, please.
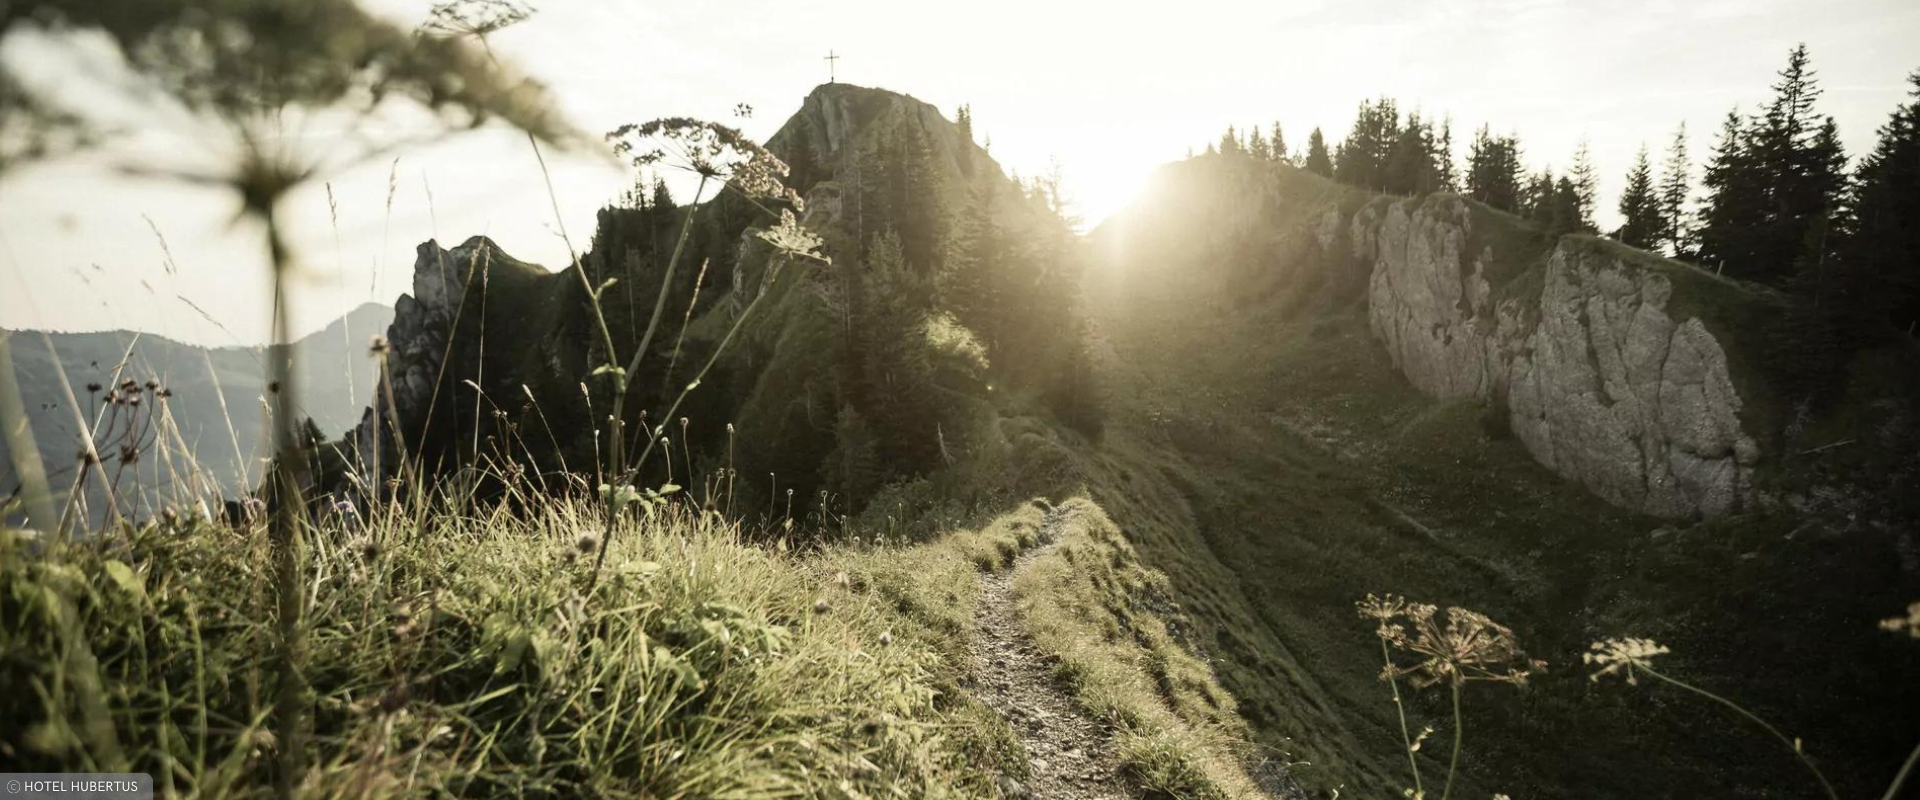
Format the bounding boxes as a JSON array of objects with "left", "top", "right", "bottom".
[
  {"left": 1347, "top": 194, "right": 1760, "bottom": 518},
  {"left": 347, "top": 236, "right": 543, "bottom": 483}
]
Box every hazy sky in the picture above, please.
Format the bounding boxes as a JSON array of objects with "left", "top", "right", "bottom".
[{"left": 2, "top": 0, "right": 1916, "bottom": 346}]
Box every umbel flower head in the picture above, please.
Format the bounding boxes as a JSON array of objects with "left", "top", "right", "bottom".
[
  {"left": 1584, "top": 637, "right": 1670, "bottom": 685},
  {"left": 421, "top": 0, "right": 535, "bottom": 38},
  {"left": 1880, "top": 601, "right": 1920, "bottom": 641},
  {"left": 1359, "top": 595, "right": 1544, "bottom": 689},
  {"left": 758, "top": 209, "right": 828, "bottom": 263},
  {"left": 607, "top": 118, "right": 803, "bottom": 210}
]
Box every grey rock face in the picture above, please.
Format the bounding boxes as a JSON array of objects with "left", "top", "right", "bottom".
[
  {"left": 1354, "top": 195, "right": 1758, "bottom": 518},
  {"left": 348, "top": 236, "right": 496, "bottom": 482}
]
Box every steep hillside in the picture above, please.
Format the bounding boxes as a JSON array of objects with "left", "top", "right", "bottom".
[
  {"left": 1078, "top": 153, "right": 1920, "bottom": 798},
  {"left": 338, "top": 83, "right": 1093, "bottom": 522},
  {"left": 2, "top": 302, "right": 393, "bottom": 523}
]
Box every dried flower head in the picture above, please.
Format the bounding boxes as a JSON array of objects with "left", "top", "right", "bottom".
[
  {"left": 758, "top": 209, "right": 829, "bottom": 263},
  {"left": 574, "top": 531, "right": 601, "bottom": 555},
  {"left": 421, "top": 0, "right": 535, "bottom": 38},
  {"left": 1584, "top": 637, "right": 1670, "bottom": 685},
  {"left": 1371, "top": 601, "right": 1543, "bottom": 689},
  {"left": 1878, "top": 601, "right": 1919, "bottom": 641},
  {"left": 813, "top": 598, "right": 830, "bottom": 614},
  {"left": 607, "top": 118, "right": 803, "bottom": 208},
  {"left": 878, "top": 630, "right": 894, "bottom": 646},
  {"left": 369, "top": 334, "right": 390, "bottom": 355},
  {"left": 1358, "top": 593, "right": 1408, "bottom": 632},
  {"left": 353, "top": 537, "right": 382, "bottom": 564},
  {"left": 86, "top": 382, "right": 102, "bottom": 393}
]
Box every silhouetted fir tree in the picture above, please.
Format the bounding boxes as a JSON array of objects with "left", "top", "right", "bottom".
[
  {"left": 1843, "top": 70, "right": 1920, "bottom": 334},
  {"left": 1697, "top": 108, "right": 1765, "bottom": 274},
  {"left": 1269, "top": 122, "right": 1288, "bottom": 161},
  {"left": 1569, "top": 140, "right": 1598, "bottom": 232},
  {"left": 651, "top": 176, "right": 676, "bottom": 214},
  {"left": 1523, "top": 168, "right": 1557, "bottom": 224},
  {"left": 1220, "top": 125, "right": 1241, "bottom": 157},
  {"left": 1551, "top": 176, "right": 1582, "bottom": 234},
  {"left": 955, "top": 103, "right": 976, "bottom": 176},
  {"left": 1615, "top": 146, "right": 1663, "bottom": 248},
  {"left": 1700, "top": 44, "right": 1850, "bottom": 283},
  {"left": 1304, "top": 127, "right": 1333, "bottom": 176},
  {"left": 1657, "top": 122, "right": 1693, "bottom": 257},
  {"left": 1383, "top": 111, "right": 1444, "bottom": 195},
  {"left": 1335, "top": 97, "right": 1400, "bottom": 190},
  {"left": 1466, "top": 126, "right": 1523, "bottom": 212},
  {"left": 1248, "top": 126, "right": 1271, "bottom": 160},
  {"left": 1436, "top": 116, "right": 1457, "bottom": 190}
]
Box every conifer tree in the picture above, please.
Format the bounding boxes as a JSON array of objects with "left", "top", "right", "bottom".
[
  {"left": 1569, "top": 139, "right": 1598, "bottom": 232},
  {"left": 1335, "top": 97, "right": 1400, "bottom": 190},
  {"left": 1844, "top": 70, "right": 1920, "bottom": 334},
  {"left": 1466, "top": 126, "right": 1523, "bottom": 212},
  {"left": 955, "top": 103, "right": 975, "bottom": 176},
  {"left": 1697, "top": 108, "right": 1763, "bottom": 274},
  {"left": 1615, "top": 146, "right": 1663, "bottom": 248},
  {"left": 1270, "top": 122, "right": 1288, "bottom": 161},
  {"left": 1220, "top": 125, "right": 1242, "bottom": 156},
  {"left": 1699, "top": 44, "right": 1850, "bottom": 283},
  {"left": 1657, "top": 122, "right": 1693, "bottom": 257},
  {"left": 1248, "top": 125, "right": 1272, "bottom": 160},
  {"left": 1304, "top": 127, "right": 1333, "bottom": 177},
  {"left": 1523, "top": 168, "right": 1556, "bottom": 225},
  {"left": 1551, "top": 176, "right": 1583, "bottom": 234}
]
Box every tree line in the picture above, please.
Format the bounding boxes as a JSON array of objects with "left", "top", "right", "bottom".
[{"left": 1210, "top": 44, "right": 1920, "bottom": 388}]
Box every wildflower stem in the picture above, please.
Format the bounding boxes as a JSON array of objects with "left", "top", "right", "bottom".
[
  {"left": 1378, "top": 637, "right": 1424, "bottom": 796},
  {"left": 612, "top": 175, "right": 709, "bottom": 463},
  {"left": 1642, "top": 666, "right": 1839, "bottom": 800},
  {"left": 1441, "top": 679, "right": 1462, "bottom": 800},
  {"left": 1881, "top": 737, "right": 1920, "bottom": 800}
]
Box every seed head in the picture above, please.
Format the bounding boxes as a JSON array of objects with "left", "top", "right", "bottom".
[
  {"left": 813, "top": 598, "right": 830, "bottom": 614},
  {"left": 86, "top": 382, "right": 102, "bottom": 393},
  {"left": 369, "top": 334, "right": 390, "bottom": 355},
  {"left": 878, "top": 630, "right": 893, "bottom": 646},
  {"left": 1584, "top": 637, "right": 1670, "bottom": 685},
  {"left": 1878, "top": 601, "right": 1920, "bottom": 641},
  {"left": 1366, "top": 598, "right": 1543, "bottom": 689},
  {"left": 574, "top": 531, "right": 601, "bottom": 555}
]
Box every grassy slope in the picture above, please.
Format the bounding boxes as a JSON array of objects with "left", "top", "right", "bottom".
[
  {"left": 2, "top": 473, "right": 1268, "bottom": 798},
  {"left": 1071, "top": 155, "right": 1920, "bottom": 799},
  {"left": 0, "top": 494, "right": 1032, "bottom": 797}
]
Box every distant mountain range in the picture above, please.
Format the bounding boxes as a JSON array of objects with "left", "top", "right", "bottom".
[{"left": 2, "top": 302, "right": 393, "bottom": 523}]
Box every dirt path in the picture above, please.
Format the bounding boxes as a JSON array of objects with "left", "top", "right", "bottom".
[{"left": 969, "top": 509, "right": 1131, "bottom": 800}]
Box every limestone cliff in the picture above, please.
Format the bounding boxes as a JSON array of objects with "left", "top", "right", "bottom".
[{"left": 1343, "top": 194, "right": 1760, "bottom": 518}]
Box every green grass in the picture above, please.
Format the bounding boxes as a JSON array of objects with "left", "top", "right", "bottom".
[
  {"left": 0, "top": 495, "right": 1037, "bottom": 798},
  {"left": 1014, "top": 498, "right": 1271, "bottom": 800}
]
